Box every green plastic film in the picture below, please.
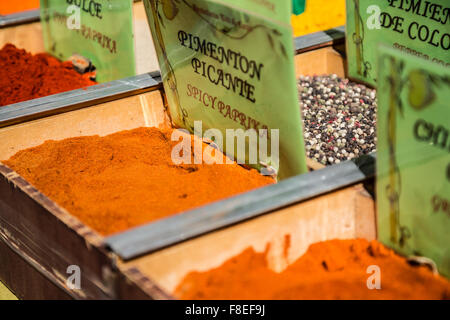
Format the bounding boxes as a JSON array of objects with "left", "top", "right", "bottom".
[
  {"left": 377, "top": 45, "right": 450, "bottom": 278},
  {"left": 346, "top": 0, "right": 449, "bottom": 86},
  {"left": 143, "top": 0, "right": 308, "bottom": 180}
]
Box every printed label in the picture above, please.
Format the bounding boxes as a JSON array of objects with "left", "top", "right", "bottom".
[
  {"left": 143, "top": 0, "right": 308, "bottom": 179},
  {"left": 377, "top": 45, "right": 450, "bottom": 277},
  {"left": 346, "top": 0, "right": 449, "bottom": 86},
  {"left": 40, "top": 0, "right": 136, "bottom": 82}
]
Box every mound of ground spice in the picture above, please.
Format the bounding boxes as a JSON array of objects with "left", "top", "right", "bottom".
[
  {"left": 3, "top": 127, "right": 274, "bottom": 236},
  {"left": 175, "top": 239, "right": 450, "bottom": 300},
  {"left": 0, "top": 44, "right": 96, "bottom": 107},
  {"left": 299, "top": 74, "right": 377, "bottom": 165}
]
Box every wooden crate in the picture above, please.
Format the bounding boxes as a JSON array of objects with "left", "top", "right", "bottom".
[
  {"left": 0, "top": 90, "right": 168, "bottom": 299},
  {"left": 0, "top": 31, "right": 369, "bottom": 300},
  {"left": 117, "top": 184, "right": 375, "bottom": 299},
  {"left": 0, "top": 93, "right": 375, "bottom": 300}
]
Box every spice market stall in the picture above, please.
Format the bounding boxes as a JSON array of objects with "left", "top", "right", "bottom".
[
  {"left": 0, "top": 94, "right": 380, "bottom": 299},
  {"left": 0, "top": 0, "right": 448, "bottom": 301},
  {"left": 2, "top": 34, "right": 447, "bottom": 299},
  {"left": 0, "top": 26, "right": 380, "bottom": 299}
]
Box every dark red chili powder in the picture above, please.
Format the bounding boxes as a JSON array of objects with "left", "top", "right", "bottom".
[{"left": 0, "top": 44, "right": 96, "bottom": 107}]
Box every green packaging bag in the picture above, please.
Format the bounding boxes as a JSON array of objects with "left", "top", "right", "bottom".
[
  {"left": 143, "top": 0, "right": 308, "bottom": 180},
  {"left": 377, "top": 45, "right": 450, "bottom": 277},
  {"left": 346, "top": 0, "right": 449, "bottom": 86},
  {"left": 40, "top": 0, "right": 136, "bottom": 83}
]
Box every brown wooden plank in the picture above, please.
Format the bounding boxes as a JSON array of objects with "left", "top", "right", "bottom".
[
  {"left": 295, "top": 46, "right": 346, "bottom": 79},
  {"left": 0, "top": 89, "right": 186, "bottom": 300},
  {"left": 116, "top": 267, "right": 174, "bottom": 300},
  {"left": 0, "top": 37, "right": 366, "bottom": 300},
  {"left": 0, "top": 21, "right": 44, "bottom": 53},
  {"left": 0, "top": 232, "right": 72, "bottom": 300},
  {"left": 355, "top": 184, "right": 377, "bottom": 240},
  {"left": 0, "top": 90, "right": 167, "bottom": 160}
]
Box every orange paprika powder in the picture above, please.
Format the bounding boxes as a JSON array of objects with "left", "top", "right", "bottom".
[
  {"left": 175, "top": 239, "right": 450, "bottom": 300},
  {"left": 3, "top": 127, "right": 274, "bottom": 236},
  {"left": 0, "top": 0, "right": 39, "bottom": 15},
  {"left": 0, "top": 44, "right": 96, "bottom": 107}
]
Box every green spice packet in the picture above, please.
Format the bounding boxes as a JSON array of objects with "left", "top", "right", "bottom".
[
  {"left": 346, "top": 0, "right": 449, "bottom": 86},
  {"left": 40, "top": 0, "right": 136, "bottom": 82},
  {"left": 143, "top": 0, "right": 308, "bottom": 180},
  {"left": 377, "top": 45, "right": 450, "bottom": 278}
]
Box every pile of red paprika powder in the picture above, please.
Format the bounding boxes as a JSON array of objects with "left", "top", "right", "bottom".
[
  {"left": 3, "top": 127, "right": 274, "bottom": 236},
  {"left": 0, "top": 44, "right": 96, "bottom": 107}
]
